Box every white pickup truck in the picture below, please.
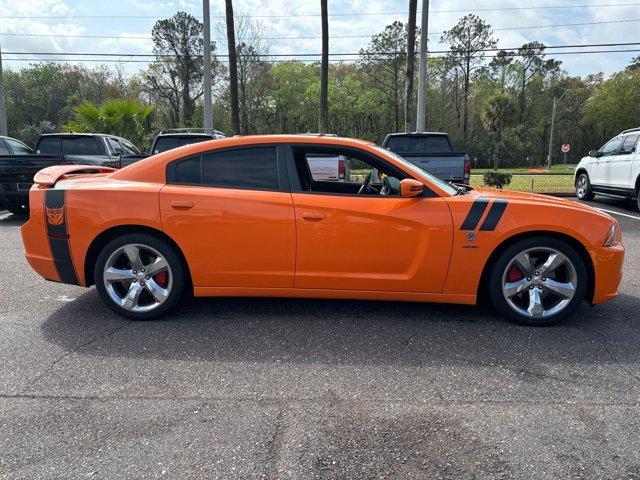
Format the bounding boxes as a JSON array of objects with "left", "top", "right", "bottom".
[{"left": 575, "top": 128, "right": 640, "bottom": 210}]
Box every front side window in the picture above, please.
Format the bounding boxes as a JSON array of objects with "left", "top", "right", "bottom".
[
  {"left": 170, "top": 147, "right": 280, "bottom": 191},
  {"left": 107, "top": 138, "right": 122, "bottom": 155},
  {"left": 5, "top": 138, "right": 32, "bottom": 154},
  {"left": 0, "top": 140, "right": 9, "bottom": 155},
  {"left": 599, "top": 137, "right": 623, "bottom": 157},
  {"left": 121, "top": 140, "right": 141, "bottom": 155},
  {"left": 620, "top": 134, "right": 639, "bottom": 154},
  {"left": 292, "top": 146, "right": 407, "bottom": 196},
  {"left": 62, "top": 137, "right": 103, "bottom": 155}
]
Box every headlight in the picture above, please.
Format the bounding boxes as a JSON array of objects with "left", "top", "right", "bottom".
[{"left": 603, "top": 222, "right": 622, "bottom": 247}]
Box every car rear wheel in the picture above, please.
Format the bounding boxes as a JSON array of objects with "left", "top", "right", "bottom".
[
  {"left": 575, "top": 173, "right": 595, "bottom": 201},
  {"left": 488, "top": 237, "right": 588, "bottom": 326},
  {"left": 94, "top": 233, "right": 185, "bottom": 320}
]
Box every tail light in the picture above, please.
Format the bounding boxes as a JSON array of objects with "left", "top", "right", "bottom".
[
  {"left": 464, "top": 158, "right": 471, "bottom": 179},
  {"left": 338, "top": 158, "right": 345, "bottom": 179}
]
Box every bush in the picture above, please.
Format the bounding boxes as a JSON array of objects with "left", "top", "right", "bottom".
[{"left": 483, "top": 171, "right": 513, "bottom": 189}]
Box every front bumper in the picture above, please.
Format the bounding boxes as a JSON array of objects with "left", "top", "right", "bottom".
[{"left": 590, "top": 244, "right": 625, "bottom": 304}]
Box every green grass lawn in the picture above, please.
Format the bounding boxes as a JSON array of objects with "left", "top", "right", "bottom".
[
  {"left": 471, "top": 174, "right": 575, "bottom": 193},
  {"left": 473, "top": 165, "right": 575, "bottom": 175}
]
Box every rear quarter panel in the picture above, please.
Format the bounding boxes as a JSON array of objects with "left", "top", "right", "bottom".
[{"left": 61, "top": 178, "right": 163, "bottom": 286}]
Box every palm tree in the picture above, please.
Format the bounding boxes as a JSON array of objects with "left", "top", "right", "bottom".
[
  {"left": 319, "top": 0, "right": 329, "bottom": 132},
  {"left": 483, "top": 93, "right": 516, "bottom": 170},
  {"left": 404, "top": 0, "right": 418, "bottom": 132},
  {"left": 64, "top": 99, "right": 153, "bottom": 146},
  {"left": 225, "top": 0, "right": 240, "bottom": 134}
]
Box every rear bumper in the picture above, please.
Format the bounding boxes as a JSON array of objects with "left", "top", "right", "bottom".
[
  {"left": 21, "top": 216, "right": 61, "bottom": 282},
  {"left": 590, "top": 244, "right": 624, "bottom": 304}
]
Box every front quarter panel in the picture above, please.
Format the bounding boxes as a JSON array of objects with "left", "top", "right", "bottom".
[{"left": 442, "top": 192, "right": 617, "bottom": 297}]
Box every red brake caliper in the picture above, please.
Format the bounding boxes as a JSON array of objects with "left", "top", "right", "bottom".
[
  {"left": 507, "top": 265, "right": 524, "bottom": 283},
  {"left": 154, "top": 271, "right": 168, "bottom": 288}
]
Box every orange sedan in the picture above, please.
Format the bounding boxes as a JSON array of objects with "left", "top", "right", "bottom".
[{"left": 21, "top": 135, "right": 624, "bottom": 325}]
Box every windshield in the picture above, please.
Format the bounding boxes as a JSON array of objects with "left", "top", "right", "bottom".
[{"left": 373, "top": 145, "right": 459, "bottom": 196}]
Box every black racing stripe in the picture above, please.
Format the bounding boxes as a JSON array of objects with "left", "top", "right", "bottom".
[
  {"left": 479, "top": 199, "right": 508, "bottom": 231},
  {"left": 45, "top": 189, "right": 79, "bottom": 285},
  {"left": 460, "top": 198, "right": 489, "bottom": 231}
]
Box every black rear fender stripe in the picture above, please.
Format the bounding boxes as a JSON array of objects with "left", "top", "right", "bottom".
[
  {"left": 460, "top": 198, "right": 489, "bottom": 231},
  {"left": 479, "top": 199, "right": 508, "bottom": 232},
  {"left": 44, "top": 189, "right": 80, "bottom": 285}
]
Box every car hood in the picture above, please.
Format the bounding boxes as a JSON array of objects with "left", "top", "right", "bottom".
[{"left": 471, "top": 186, "right": 615, "bottom": 222}]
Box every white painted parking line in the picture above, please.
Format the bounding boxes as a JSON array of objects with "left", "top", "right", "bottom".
[{"left": 596, "top": 208, "right": 640, "bottom": 221}]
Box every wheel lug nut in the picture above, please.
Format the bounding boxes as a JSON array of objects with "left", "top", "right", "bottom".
[
  {"left": 132, "top": 279, "right": 137, "bottom": 283},
  {"left": 141, "top": 268, "right": 145, "bottom": 272},
  {"left": 132, "top": 270, "right": 137, "bottom": 274},
  {"left": 538, "top": 285, "right": 543, "bottom": 290},
  {"left": 529, "top": 285, "right": 534, "bottom": 290},
  {"left": 535, "top": 271, "right": 539, "bottom": 276},
  {"left": 140, "top": 281, "right": 145, "bottom": 286},
  {"left": 542, "top": 277, "right": 547, "bottom": 282},
  {"left": 145, "top": 275, "right": 150, "bottom": 280},
  {"left": 527, "top": 277, "right": 531, "bottom": 281}
]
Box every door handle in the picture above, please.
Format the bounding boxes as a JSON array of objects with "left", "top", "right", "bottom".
[
  {"left": 301, "top": 211, "right": 325, "bottom": 221},
  {"left": 170, "top": 201, "right": 194, "bottom": 210}
]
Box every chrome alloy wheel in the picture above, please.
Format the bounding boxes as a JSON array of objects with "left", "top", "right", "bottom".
[
  {"left": 501, "top": 247, "right": 578, "bottom": 319},
  {"left": 576, "top": 175, "right": 588, "bottom": 198},
  {"left": 103, "top": 243, "right": 173, "bottom": 313}
]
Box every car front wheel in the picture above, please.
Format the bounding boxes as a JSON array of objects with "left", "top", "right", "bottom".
[
  {"left": 94, "top": 233, "right": 185, "bottom": 320},
  {"left": 575, "top": 173, "right": 595, "bottom": 201},
  {"left": 489, "top": 237, "right": 588, "bottom": 326}
]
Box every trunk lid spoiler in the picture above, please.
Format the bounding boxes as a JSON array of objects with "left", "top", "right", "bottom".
[{"left": 33, "top": 165, "right": 116, "bottom": 187}]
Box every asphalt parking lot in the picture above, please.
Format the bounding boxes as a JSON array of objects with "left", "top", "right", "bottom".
[{"left": 1, "top": 197, "right": 639, "bottom": 479}]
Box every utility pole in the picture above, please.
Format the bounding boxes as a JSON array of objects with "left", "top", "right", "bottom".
[
  {"left": 415, "top": 0, "right": 429, "bottom": 132},
  {"left": 202, "top": 0, "right": 213, "bottom": 130},
  {"left": 546, "top": 89, "right": 569, "bottom": 169},
  {"left": 0, "top": 45, "right": 7, "bottom": 136}
]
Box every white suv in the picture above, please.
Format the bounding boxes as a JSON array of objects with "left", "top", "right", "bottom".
[{"left": 575, "top": 128, "right": 640, "bottom": 210}]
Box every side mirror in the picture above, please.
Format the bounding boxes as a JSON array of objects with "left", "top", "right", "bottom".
[
  {"left": 400, "top": 179, "right": 424, "bottom": 198},
  {"left": 588, "top": 150, "right": 599, "bottom": 158}
]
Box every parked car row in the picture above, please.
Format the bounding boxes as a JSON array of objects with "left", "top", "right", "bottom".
[{"left": 0, "top": 129, "right": 227, "bottom": 214}]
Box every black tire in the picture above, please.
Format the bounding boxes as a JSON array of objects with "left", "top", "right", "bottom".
[
  {"left": 488, "top": 236, "right": 588, "bottom": 326},
  {"left": 575, "top": 173, "right": 595, "bottom": 201},
  {"left": 94, "top": 233, "right": 186, "bottom": 320}
]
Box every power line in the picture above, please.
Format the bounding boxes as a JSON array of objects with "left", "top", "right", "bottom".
[
  {"left": 0, "top": 2, "right": 639, "bottom": 19},
  {"left": 4, "top": 48, "right": 640, "bottom": 64},
  {"left": 5, "top": 41, "right": 640, "bottom": 58},
  {"left": 2, "top": 18, "right": 640, "bottom": 41}
]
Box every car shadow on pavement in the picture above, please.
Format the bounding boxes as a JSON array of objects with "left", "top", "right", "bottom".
[
  {"left": 0, "top": 213, "right": 27, "bottom": 226},
  {"left": 40, "top": 288, "right": 640, "bottom": 370}
]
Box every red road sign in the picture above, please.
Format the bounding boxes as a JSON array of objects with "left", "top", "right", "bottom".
[{"left": 561, "top": 144, "right": 570, "bottom": 153}]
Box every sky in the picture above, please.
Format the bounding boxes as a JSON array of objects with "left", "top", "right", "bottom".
[{"left": 0, "top": 0, "right": 639, "bottom": 77}]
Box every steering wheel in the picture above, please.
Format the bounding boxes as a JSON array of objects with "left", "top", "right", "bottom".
[{"left": 357, "top": 171, "right": 373, "bottom": 195}]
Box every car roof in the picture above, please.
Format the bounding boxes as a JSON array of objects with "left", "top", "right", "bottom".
[{"left": 385, "top": 132, "right": 449, "bottom": 138}]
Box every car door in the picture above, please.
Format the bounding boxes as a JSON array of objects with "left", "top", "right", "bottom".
[
  {"left": 590, "top": 136, "right": 623, "bottom": 186},
  {"left": 286, "top": 144, "right": 453, "bottom": 293},
  {"left": 159, "top": 144, "right": 296, "bottom": 288},
  {"left": 612, "top": 133, "right": 639, "bottom": 188}
]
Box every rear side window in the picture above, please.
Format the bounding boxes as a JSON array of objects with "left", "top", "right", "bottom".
[
  {"left": 37, "top": 137, "right": 61, "bottom": 154},
  {"left": 170, "top": 147, "right": 279, "bottom": 191},
  {"left": 62, "top": 137, "right": 103, "bottom": 155},
  {"left": 386, "top": 136, "right": 452, "bottom": 153}
]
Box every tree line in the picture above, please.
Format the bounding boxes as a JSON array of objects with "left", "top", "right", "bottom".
[{"left": 3, "top": 10, "right": 640, "bottom": 167}]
